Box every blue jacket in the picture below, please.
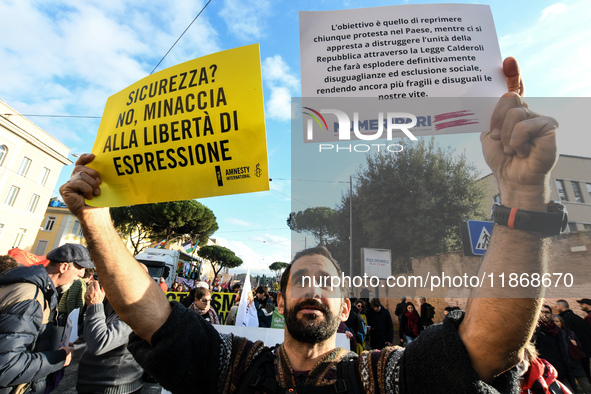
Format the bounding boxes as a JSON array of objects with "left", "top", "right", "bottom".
[
  {"left": 0, "top": 265, "right": 67, "bottom": 393},
  {"left": 254, "top": 297, "right": 273, "bottom": 328}
]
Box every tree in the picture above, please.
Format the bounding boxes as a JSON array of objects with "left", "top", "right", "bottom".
[
  {"left": 110, "top": 205, "right": 152, "bottom": 255},
  {"left": 110, "top": 200, "right": 218, "bottom": 254},
  {"left": 330, "top": 138, "right": 487, "bottom": 275},
  {"left": 197, "top": 245, "right": 243, "bottom": 281},
  {"left": 269, "top": 261, "right": 289, "bottom": 282},
  {"left": 287, "top": 206, "right": 338, "bottom": 245}
]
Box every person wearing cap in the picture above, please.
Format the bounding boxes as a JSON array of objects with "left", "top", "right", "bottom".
[
  {"left": 195, "top": 281, "right": 209, "bottom": 290},
  {"left": 0, "top": 243, "right": 94, "bottom": 393},
  {"left": 577, "top": 299, "right": 591, "bottom": 332}
]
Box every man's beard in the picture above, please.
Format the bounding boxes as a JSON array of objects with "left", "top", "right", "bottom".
[{"left": 284, "top": 298, "right": 342, "bottom": 344}]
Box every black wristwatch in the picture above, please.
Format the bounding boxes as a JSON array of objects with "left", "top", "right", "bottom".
[{"left": 491, "top": 200, "right": 568, "bottom": 237}]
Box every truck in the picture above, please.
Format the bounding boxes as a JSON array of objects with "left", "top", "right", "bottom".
[{"left": 134, "top": 248, "right": 180, "bottom": 289}]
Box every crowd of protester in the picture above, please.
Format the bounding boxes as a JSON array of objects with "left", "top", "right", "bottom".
[{"left": 4, "top": 247, "right": 591, "bottom": 393}]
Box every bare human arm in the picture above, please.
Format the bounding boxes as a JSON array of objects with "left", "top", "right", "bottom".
[
  {"left": 458, "top": 92, "right": 558, "bottom": 382},
  {"left": 59, "top": 156, "right": 171, "bottom": 343}
]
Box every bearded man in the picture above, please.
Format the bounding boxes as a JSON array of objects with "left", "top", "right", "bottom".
[{"left": 59, "top": 58, "right": 561, "bottom": 393}]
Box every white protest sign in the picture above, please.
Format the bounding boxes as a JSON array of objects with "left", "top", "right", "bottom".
[
  {"left": 61, "top": 308, "right": 80, "bottom": 345},
  {"left": 362, "top": 248, "right": 392, "bottom": 279},
  {"left": 300, "top": 4, "right": 506, "bottom": 98}
]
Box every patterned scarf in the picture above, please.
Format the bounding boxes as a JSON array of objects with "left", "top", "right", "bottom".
[
  {"left": 189, "top": 301, "right": 220, "bottom": 324},
  {"left": 276, "top": 344, "right": 350, "bottom": 388},
  {"left": 540, "top": 321, "right": 559, "bottom": 336}
]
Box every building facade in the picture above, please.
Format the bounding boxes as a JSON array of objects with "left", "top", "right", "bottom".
[
  {"left": 0, "top": 101, "right": 71, "bottom": 253},
  {"left": 31, "top": 201, "right": 86, "bottom": 255},
  {"left": 479, "top": 154, "right": 591, "bottom": 232}
]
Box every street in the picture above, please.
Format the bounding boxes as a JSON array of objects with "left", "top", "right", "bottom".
[{"left": 53, "top": 344, "right": 164, "bottom": 394}]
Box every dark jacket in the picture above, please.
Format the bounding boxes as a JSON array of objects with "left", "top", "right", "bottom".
[
  {"left": 345, "top": 304, "right": 363, "bottom": 343},
  {"left": 254, "top": 296, "right": 273, "bottom": 328},
  {"left": 559, "top": 309, "right": 591, "bottom": 357},
  {"left": 366, "top": 306, "right": 394, "bottom": 350},
  {"left": 535, "top": 323, "right": 570, "bottom": 383},
  {"left": 0, "top": 265, "right": 66, "bottom": 393},
  {"left": 420, "top": 302, "right": 434, "bottom": 327},
  {"left": 127, "top": 303, "right": 520, "bottom": 393},
  {"left": 394, "top": 301, "right": 407, "bottom": 319}
]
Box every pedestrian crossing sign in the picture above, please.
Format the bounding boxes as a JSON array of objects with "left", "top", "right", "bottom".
[{"left": 467, "top": 220, "right": 494, "bottom": 255}]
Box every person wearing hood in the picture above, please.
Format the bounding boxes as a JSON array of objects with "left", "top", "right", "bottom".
[{"left": 0, "top": 243, "right": 94, "bottom": 393}]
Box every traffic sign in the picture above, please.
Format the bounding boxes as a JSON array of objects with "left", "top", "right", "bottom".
[{"left": 467, "top": 220, "right": 493, "bottom": 256}]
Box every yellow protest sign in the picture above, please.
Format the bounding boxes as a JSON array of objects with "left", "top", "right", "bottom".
[{"left": 88, "top": 44, "right": 268, "bottom": 207}]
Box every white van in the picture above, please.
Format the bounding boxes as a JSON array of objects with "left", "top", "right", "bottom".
[{"left": 134, "top": 248, "right": 179, "bottom": 289}]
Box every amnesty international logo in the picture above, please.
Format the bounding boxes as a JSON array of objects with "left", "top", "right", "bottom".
[{"left": 254, "top": 163, "right": 262, "bottom": 178}]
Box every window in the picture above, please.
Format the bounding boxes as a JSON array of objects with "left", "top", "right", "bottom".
[
  {"left": 4, "top": 186, "right": 20, "bottom": 206},
  {"left": 13, "top": 228, "right": 26, "bottom": 248},
  {"left": 555, "top": 180, "right": 568, "bottom": 201},
  {"left": 71, "top": 220, "right": 84, "bottom": 238},
  {"left": 568, "top": 222, "right": 578, "bottom": 233},
  {"left": 39, "top": 167, "right": 50, "bottom": 186},
  {"left": 27, "top": 194, "right": 40, "bottom": 213},
  {"left": 572, "top": 181, "right": 584, "bottom": 203},
  {"left": 17, "top": 157, "right": 32, "bottom": 177},
  {"left": 34, "top": 240, "right": 48, "bottom": 255},
  {"left": 584, "top": 224, "right": 591, "bottom": 231},
  {"left": 0, "top": 145, "right": 7, "bottom": 166},
  {"left": 44, "top": 216, "right": 57, "bottom": 231},
  {"left": 587, "top": 183, "right": 591, "bottom": 196}
]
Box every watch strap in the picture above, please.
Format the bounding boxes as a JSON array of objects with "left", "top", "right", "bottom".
[{"left": 492, "top": 202, "right": 567, "bottom": 236}]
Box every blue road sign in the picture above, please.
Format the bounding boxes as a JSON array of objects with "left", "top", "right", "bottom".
[{"left": 467, "top": 220, "right": 494, "bottom": 256}]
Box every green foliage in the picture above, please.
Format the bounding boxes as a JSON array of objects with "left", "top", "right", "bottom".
[
  {"left": 329, "top": 138, "right": 487, "bottom": 275},
  {"left": 198, "top": 245, "right": 243, "bottom": 280},
  {"left": 268, "top": 262, "right": 289, "bottom": 272},
  {"left": 110, "top": 205, "right": 151, "bottom": 255},
  {"left": 110, "top": 200, "right": 218, "bottom": 253},
  {"left": 269, "top": 261, "right": 289, "bottom": 283},
  {"left": 287, "top": 206, "right": 338, "bottom": 244}
]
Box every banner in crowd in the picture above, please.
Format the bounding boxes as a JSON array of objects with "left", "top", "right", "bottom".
[
  {"left": 270, "top": 308, "right": 285, "bottom": 329},
  {"left": 8, "top": 248, "right": 48, "bottom": 266},
  {"left": 166, "top": 291, "right": 237, "bottom": 325},
  {"left": 235, "top": 269, "right": 259, "bottom": 327}
]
